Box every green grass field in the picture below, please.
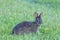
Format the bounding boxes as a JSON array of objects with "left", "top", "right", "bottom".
[{"left": 0, "top": 0, "right": 60, "bottom": 40}]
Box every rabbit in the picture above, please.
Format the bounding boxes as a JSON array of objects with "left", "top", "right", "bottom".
[{"left": 12, "top": 12, "right": 43, "bottom": 35}]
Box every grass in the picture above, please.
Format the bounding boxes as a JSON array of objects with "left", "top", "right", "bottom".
[{"left": 0, "top": 0, "right": 60, "bottom": 40}]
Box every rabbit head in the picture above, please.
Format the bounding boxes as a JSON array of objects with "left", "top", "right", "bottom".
[{"left": 34, "top": 12, "right": 43, "bottom": 25}]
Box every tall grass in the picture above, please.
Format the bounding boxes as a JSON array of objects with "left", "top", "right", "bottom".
[{"left": 0, "top": 0, "right": 60, "bottom": 40}]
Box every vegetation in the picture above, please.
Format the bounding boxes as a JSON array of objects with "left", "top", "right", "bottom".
[{"left": 0, "top": 0, "right": 60, "bottom": 40}]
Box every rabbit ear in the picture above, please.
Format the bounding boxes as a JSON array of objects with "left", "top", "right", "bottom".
[
  {"left": 39, "top": 12, "right": 43, "bottom": 16},
  {"left": 34, "top": 12, "right": 38, "bottom": 17}
]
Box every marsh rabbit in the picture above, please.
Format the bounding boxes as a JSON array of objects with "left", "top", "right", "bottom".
[{"left": 12, "top": 12, "right": 43, "bottom": 35}]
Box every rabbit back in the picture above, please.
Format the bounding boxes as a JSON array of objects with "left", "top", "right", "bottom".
[{"left": 12, "top": 21, "right": 38, "bottom": 34}]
